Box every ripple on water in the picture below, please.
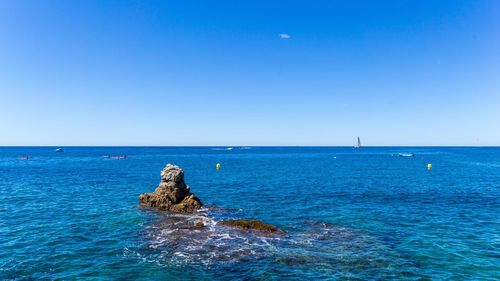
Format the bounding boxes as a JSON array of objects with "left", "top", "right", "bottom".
[
  {"left": 128, "top": 209, "right": 424, "bottom": 279},
  {"left": 1, "top": 147, "right": 499, "bottom": 280}
]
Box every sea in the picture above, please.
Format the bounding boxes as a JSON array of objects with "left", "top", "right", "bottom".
[{"left": 0, "top": 147, "right": 498, "bottom": 280}]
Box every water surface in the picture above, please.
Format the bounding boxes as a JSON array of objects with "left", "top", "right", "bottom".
[{"left": 0, "top": 147, "right": 498, "bottom": 280}]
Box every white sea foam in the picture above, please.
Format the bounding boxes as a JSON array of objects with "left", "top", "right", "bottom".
[{"left": 135, "top": 213, "right": 403, "bottom": 270}]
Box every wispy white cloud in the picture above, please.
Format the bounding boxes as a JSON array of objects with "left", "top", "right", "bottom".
[{"left": 279, "top": 33, "right": 291, "bottom": 39}]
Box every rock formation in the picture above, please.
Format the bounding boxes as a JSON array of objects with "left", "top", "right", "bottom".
[
  {"left": 221, "top": 220, "right": 283, "bottom": 233},
  {"left": 139, "top": 164, "right": 202, "bottom": 213}
]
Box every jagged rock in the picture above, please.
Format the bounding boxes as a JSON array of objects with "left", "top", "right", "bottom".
[
  {"left": 221, "top": 220, "right": 283, "bottom": 233},
  {"left": 139, "top": 164, "right": 202, "bottom": 213},
  {"left": 169, "top": 194, "right": 203, "bottom": 213}
]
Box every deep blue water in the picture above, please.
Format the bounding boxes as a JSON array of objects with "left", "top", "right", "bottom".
[{"left": 0, "top": 147, "right": 499, "bottom": 280}]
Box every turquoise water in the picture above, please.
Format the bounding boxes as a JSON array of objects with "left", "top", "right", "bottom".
[{"left": 0, "top": 147, "right": 499, "bottom": 280}]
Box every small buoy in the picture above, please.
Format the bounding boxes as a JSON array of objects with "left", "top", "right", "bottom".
[
  {"left": 427, "top": 163, "right": 432, "bottom": 170},
  {"left": 216, "top": 163, "right": 221, "bottom": 170}
]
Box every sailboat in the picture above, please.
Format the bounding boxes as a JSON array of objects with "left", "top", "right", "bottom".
[{"left": 354, "top": 137, "right": 361, "bottom": 148}]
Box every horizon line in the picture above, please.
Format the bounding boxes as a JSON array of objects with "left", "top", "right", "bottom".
[{"left": 0, "top": 145, "right": 498, "bottom": 148}]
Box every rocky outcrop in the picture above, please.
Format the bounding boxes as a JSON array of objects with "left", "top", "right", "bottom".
[
  {"left": 139, "top": 164, "right": 202, "bottom": 213},
  {"left": 221, "top": 220, "right": 283, "bottom": 233}
]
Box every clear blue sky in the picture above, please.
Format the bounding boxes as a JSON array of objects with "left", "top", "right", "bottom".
[{"left": 0, "top": 0, "right": 498, "bottom": 146}]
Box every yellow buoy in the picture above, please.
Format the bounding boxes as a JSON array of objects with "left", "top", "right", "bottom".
[
  {"left": 427, "top": 163, "right": 432, "bottom": 170},
  {"left": 216, "top": 163, "right": 221, "bottom": 170}
]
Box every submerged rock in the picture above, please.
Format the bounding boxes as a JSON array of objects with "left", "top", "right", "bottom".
[
  {"left": 278, "top": 256, "right": 315, "bottom": 266},
  {"left": 139, "top": 164, "right": 202, "bottom": 213},
  {"left": 194, "top": 220, "right": 205, "bottom": 228},
  {"left": 221, "top": 220, "right": 282, "bottom": 233}
]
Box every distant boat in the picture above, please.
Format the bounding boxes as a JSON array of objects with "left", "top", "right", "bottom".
[
  {"left": 354, "top": 137, "right": 361, "bottom": 148},
  {"left": 55, "top": 148, "right": 64, "bottom": 152},
  {"left": 398, "top": 153, "right": 415, "bottom": 157},
  {"left": 111, "top": 155, "right": 127, "bottom": 160},
  {"left": 102, "top": 155, "right": 127, "bottom": 159},
  {"left": 18, "top": 156, "right": 29, "bottom": 160}
]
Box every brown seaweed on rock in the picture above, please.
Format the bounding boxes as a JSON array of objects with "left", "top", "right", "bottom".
[
  {"left": 221, "top": 220, "right": 283, "bottom": 233},
  {"left": 139, "top": 164, "right": 202, "bottom": 213}
]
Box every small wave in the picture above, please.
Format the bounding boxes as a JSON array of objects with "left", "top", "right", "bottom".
[
  {"left": 134, "top": 214, "right": 416, "bottom": 276},
  {"left": 210, "top": 147, "right": 234, "bottom": 151},
  {"left": 141, "top": 212, "right": 281, "bottom": 265}
]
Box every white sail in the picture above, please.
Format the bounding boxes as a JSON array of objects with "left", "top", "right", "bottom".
[{"left": 355, "top": 137, "right": 361, "bottom": 148}]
